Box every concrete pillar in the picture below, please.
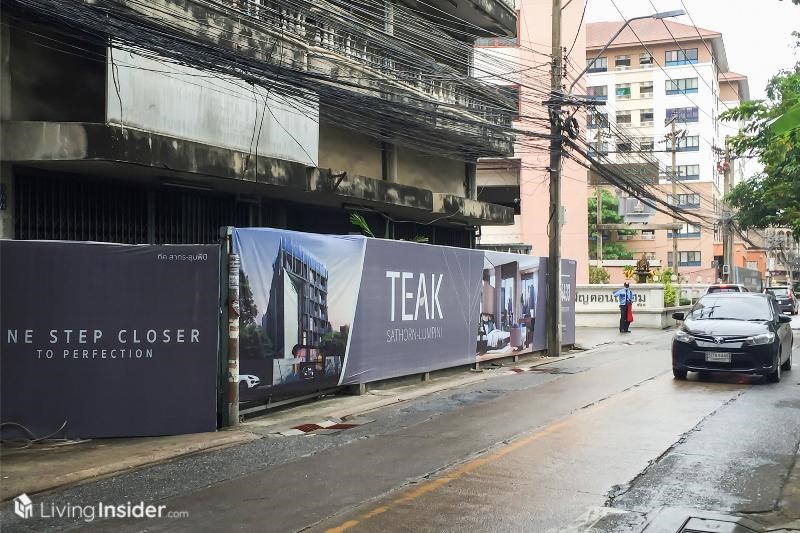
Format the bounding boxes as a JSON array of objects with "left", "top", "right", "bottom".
[
  {"left": 384, "top": 1, "right": 394, "bottom": 35},
  {"left": 347, "top": 383, "right": 367, "bottom": 395},
  {"left": 465, "top": 161, "right": 477, "bottom": 200},
  {"left": 1, "top": 21, "right": 11, "bottom": 121},
  {"left": 382, "top": 141, "right": 397, "bottom": 182},
  {"left": 0, "top": 163, "right": 15, "bottom": 239}
]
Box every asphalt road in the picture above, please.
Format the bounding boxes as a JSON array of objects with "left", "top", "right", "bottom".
[{"left": 5, "top": 326, "right": 799, "bottom": 533}]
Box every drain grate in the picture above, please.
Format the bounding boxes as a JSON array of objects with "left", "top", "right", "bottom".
[
  {"left": 526, "top": 367, "right": 586, "bottom": 375},
  {"left": 642, "top": 508, "right": 766, "bottom": 533},
  {"left": 678, "top": 517, "right": 759, "bottom": 532}
]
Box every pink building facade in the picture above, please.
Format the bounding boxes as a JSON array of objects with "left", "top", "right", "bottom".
[{"left": 474, "top": 0, "right": 590, "bottom": 283}]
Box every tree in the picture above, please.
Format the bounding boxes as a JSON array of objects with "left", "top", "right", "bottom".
[
  {"left": 721, "top": 47, "right": 800, "bottom": 239},
  {"left": 587, "top": 188, "right": 634, "bottom": 259},
  {"left": 600, "top": 242, "right": 634, "bottom": 260},
  {"left": 589, "top": 266, "right": 610, "bottom": 284},
  {"left": 239, "top": 272, "right": 258, "bottom": 327},
  {"left": 238, "top": 271, "right": 273, "bottom": 359}
]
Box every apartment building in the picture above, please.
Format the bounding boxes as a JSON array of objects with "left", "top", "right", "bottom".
[
  {"left": 1, "top": 0, "right": 517, "bottom": 248},
  {"left": 585, "top": 19, "right": 750, "bottom": 282}
]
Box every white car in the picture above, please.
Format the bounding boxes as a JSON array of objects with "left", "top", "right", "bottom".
[
  {"left": 705, "top": 284, "right": 749, "bottom": 294},
  {"left": 238, "top": 374, "right": 261, "bottom": 388}
]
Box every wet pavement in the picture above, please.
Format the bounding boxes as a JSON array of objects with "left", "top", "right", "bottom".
[{"left": 2, "top": 327, "right": 798, "bottom": 532}]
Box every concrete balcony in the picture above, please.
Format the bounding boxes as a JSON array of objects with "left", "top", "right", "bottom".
[
  {"left": 90, "top": 0, "right": 515, "bottom": 157},
  {"left": 401, "top": 0, "right": 518, "bottom": 38}
]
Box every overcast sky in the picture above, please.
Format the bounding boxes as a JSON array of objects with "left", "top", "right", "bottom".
[{"left": 585, "top": 0, "right": 799, "bottom": 100}]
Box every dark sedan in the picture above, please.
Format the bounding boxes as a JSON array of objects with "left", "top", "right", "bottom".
[
  {"left": 672, "top": 293, "right": 793, "bottom": 382},
  {"left": 765, "top": 286, "right": 798, "bottom": 315}
]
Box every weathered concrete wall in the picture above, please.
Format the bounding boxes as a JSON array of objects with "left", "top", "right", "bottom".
[
  {"left": 318, "top": 123, "right": 468, "bottom": 197},
  {"left": 318, "top": 122, "right": 383, "bottom": 180},
  {"left": 1, "top": 23, "right": 10, "bottom": 121},
  {"left": 7, "top": 18, "right": 104, "bottom": 122},
  {"left": 396, "top": 146, "right": 466, "bottom": 196},
  {"left": 108, "top": 48, "right": 319, "bottom": 166},
  {"left": 433, "top": 194, "right": 514, "bottom": 226},
  {"left": 2, "top": 122, "right": 513, "bottom": 226}
]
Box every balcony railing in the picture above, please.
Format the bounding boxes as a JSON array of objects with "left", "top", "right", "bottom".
[{"left": 233, "top": 1, "right": 513, "bottom": 131}]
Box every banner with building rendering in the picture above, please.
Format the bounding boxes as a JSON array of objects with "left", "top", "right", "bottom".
[
  {"left": 0, "top": 241, "right": 220, "bottom": 439},
  {"left": 233, "top": 228, "right": 576, "bottom": 401}
]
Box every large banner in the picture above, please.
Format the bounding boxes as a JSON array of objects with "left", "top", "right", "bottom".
[
  {"left": 233, "top": 228, "right": 576, "bottom": 401},
  {"left": 0, "top": 241, "right": 220, "bottom": 438}
]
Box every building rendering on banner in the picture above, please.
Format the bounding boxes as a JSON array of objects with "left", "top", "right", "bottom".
[
  {"left": 472, "top": 0, "right": 590, "bottom": 283},
  {"left": 0, "top": 0, "right": 519, "bottom": 248},
  {"left": 583, "top": 18, "right": 758, "bottom": 283},
  {"left": 263, "top": 239, "right": 331, "bottom": 359}
]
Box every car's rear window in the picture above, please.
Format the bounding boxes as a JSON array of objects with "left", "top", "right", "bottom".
[
  {"left": 767, "top": 288, "right": 789, "bottom": 297},
  {"left": 707, "top": 286, "right": 741, "bottom": 293},
  {"left": 688, "top": 296, "right": 772, "bottom": 321}
]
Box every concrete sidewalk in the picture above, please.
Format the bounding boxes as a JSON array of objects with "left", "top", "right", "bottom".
[{"left": 0, "top": 327, "right": 669, "bottom": 500}]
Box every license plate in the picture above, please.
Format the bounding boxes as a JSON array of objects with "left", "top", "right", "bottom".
[{"left": 705, "top": 352, "right": 731, "bottom": 363}]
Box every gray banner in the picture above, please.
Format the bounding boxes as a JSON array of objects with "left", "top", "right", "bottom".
[
  {"left": 0, "top": 241, "right": 220, "bottom": 438},
  {"left": 343, "top": 239, "right": 483, "bottom": 383}
]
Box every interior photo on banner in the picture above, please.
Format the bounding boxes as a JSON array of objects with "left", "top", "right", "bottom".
[{"left": 478, "top": 251, "right": 545, "bottom": 361}]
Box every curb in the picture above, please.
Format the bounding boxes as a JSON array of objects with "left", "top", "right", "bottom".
[
  {"left": 0, "top": 431, "right": 260, "bottom": 502},
  {"left": 3, "top": 329, "right": 673, "bottom": 499}
]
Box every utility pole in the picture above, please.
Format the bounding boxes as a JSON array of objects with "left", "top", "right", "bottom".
[
  {"left": 546, "top": 0, "right": 563, "bottom": 357},
  {"left": 722, "top": 143, "right": 734, "bottom": 282},
  {"left": 666, "top": 117, "right": 680, "bottom": 279},
  {"left": 595, "top": 126, "right": 604, "bottom": 265}
]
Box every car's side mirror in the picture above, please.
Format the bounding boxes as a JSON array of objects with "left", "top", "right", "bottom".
[
  {"left": 672, "top": 312, "right": 685, "bottom": 321},
  {"left": 778, "top": 315, "right": 791, "bottom": 324}
]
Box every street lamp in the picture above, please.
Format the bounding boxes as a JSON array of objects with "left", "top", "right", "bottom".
[{"left": 569, "top": 9, "right": 685, "bottom": 93}]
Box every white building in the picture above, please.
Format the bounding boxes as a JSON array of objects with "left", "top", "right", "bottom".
[{"left": 585, "top": 19, "right": 750, "bottom": 281}]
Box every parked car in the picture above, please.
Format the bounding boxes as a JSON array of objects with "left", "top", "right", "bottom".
[
  {"left": 764, "top": 286, "right": 798, "bottom": 315},
  {"left": 671, "top": 293, "right": 793, "bottom": 382},
  {"left": 705, "top": 284, "right": 749, "bottom": 294}
]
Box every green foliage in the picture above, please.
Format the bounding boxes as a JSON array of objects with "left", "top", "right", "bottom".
[
  {"left": 319, "top": 326, "right": 349, "bottom": 358},
  {"left": 589, "top": 266, "right": 610, "bottom": 284},
  {"left": 350, "top": 213, "right": 375, "bottom": 238},
  {"left": 239, "top": 323, "right": 273, "bottom": 360},
  {"left": 239, "top": 272, "right": 258, "bottom": 327},
  {"left": 588, "top": 188, "right": 635, "bottom": 259},
  {"left": 588, "top": 189, "right": 630, "bottom": 238},
  {"left": 653, "top": 268, "right": 678, "bottom": 307},
  {"left": 664, "top": 281, "right": 677, "bottom": 308},
  {"left": 238, "top": 271, "right": 273, "bottom": 359},
  {"left": 721, "top": 61, "right": 800, "bottom": 238},
  {"left": 601, "top": 242, "right": 634, "bottom": 260}
]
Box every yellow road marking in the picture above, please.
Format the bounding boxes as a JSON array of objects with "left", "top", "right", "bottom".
[{"left": 324, "top": 404, "right": 603, "bottom": 533}]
